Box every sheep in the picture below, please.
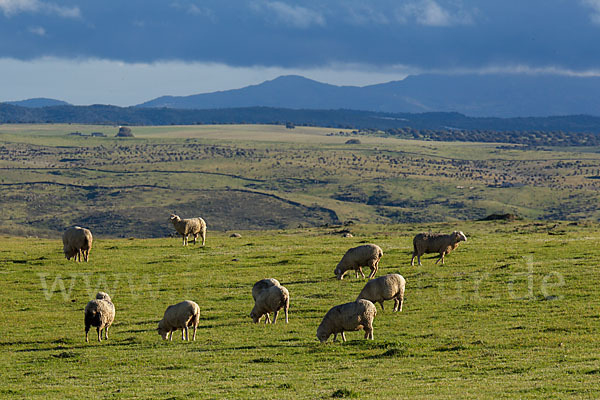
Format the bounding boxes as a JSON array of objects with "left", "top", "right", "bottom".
[
  {"left": 250, "top": 283, "right": 289, "bottom": 324},
  {"left": 157, "top": 300, "right": 201, "bottom": 341},
  {"left": 334, "top": 244, "right": 383, "bottom": 280},
  {"left": 252, "top": 278, "right": 280, "bottom": 301},
  {"left": 356, "top": 274, "right": 406, "bottom": 312},
  {"left": 411, "top": 231, "right": 467, "bottom": 266},
  {"left": 169, "top": 214, "right": 206, "bottom": 246},
  {"left": 84, "top": 292, "right": 115, "bottom": 342},
  {"left": 316, "top": 299, "right": 377, "bottom": 343},
  {"left": 62, "top": 226, "right": 93, "bottom": 262}
]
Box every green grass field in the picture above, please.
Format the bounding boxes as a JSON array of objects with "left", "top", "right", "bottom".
[
  {"left": 3, "top": 124, "right": 600, "bottom": 238},
  {"left": 1, "top": 221, "right": 599, "bottom": 399}
]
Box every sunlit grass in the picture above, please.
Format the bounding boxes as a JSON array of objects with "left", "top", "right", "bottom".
[{"left": 1, "top": 221, "right": 599, "bottom": 398}]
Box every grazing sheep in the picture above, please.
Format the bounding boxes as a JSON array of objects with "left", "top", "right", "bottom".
[
  {"left": 411, "top": 231, "right": 467, "bottom": 266},
  {"left": 157, "top": 300, "right": 201, "bottom": 341},
  {"left": 84, "top": 292, "right": 115, "bottom": 342},
  {"left": 357, "top": 274, "right": 406, "bottom": 312},
  {"left": 169, "top": 214, "right": 206, "bottom": 246},
  {"left": 250, "top": 283, "right": 289, "bottom": 324},
  {"left": 334, "top": 244, "right": 383, "bottom": 280},
  {"left": 252, "top": 278, "right": 280, "bottom": 301},
  {"left": 62, "top": 226, "right": 93, "bottom": 262},
  {"left": 316, "top": 299, "right": 377, "bottom": 343}
]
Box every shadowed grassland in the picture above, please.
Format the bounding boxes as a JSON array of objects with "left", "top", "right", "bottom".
[
  {"left": 3, "top": 124, "right": 600, "bottom": 237},
  {"left": 0, "top": 221, "right": 599, "bottom": 398}
]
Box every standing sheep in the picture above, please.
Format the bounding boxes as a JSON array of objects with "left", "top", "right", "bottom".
[
  {"left": 250, "top": 283, "right": 289, "bottom": 324},
  {"left": 169, "top": 214, "right": 207, "bottom": 246},
  {"left": 411, "top": 231, "right": 467, "bottom": 266},
  {"left": 334, "top": 244, "right": 383, "bottom": 280},
  {"left": 63, "top": 226, "right": 93, "bottom": 262},
  {"left": 316, "top": 299, "right": 377, "bottom": 343},
  {"left": 357, "top": 273, "right": 406, "bottom": 312},
  {"left": 84, "top": 292, "right": 115, "bottom": 342},
  {"left": 157, "top": 300, "right": 201, "bottom": 341}
]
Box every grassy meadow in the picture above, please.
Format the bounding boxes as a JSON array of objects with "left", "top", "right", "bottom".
[
  {"left": 3, "top": 124, "right": 600, "bottom": 238},
  {"left": 0, "top": 124, "right": 599, "bottom": 398},
  {"left": 1, "top": 221, "right": 599, "bottom": 399}
]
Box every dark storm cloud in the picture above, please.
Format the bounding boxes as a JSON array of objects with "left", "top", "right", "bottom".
[{"left": 0, "top": 0, "right": 599, "bottom": 71}]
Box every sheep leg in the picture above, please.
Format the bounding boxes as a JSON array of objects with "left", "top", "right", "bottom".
[
  {"left": 264, "top": 313, "right": 271, "bottom": 324},
  {"left": 97, "top": 327, "right": 101, "bottom": 342},
  {"left": 365, "top": 326, "right": 374, "bottom": 340},
  {"left": 182, "top": 234, "right": 187, "bottom": 246},
  {"left": 201, "top": 233, "right": 205, "bottom": 246},
  {"left": 192, "top": 325, "right": 197, "bottom": 341},
  {"left": 358, "top": 267, "right": 365, "bottom": 279},
  {"left": 410, "top": 253, "right": 416, "bottom": 266},
  {"left": 272, "top": 310, "right": 279, "bottom": 324},
  {"left": 183, "top": 326, "right": 188, "bottom": 341},
  {"left": 169, "top": 331, "right": 173, "bottom": 341},
  {"left": 341, "top": 332, "right": 346, "bottom": 342},
  {"left": 85, "top": 327, "right": 90, "bottom": 343},
  {"left": 284, "top": 307, "right": 289, "bottom": 324},
  {"left": 192, "top": 233, "right": 198, "bottom": 244},
  {"left": 435, "top": 253, "right": 444, "bottom": 265},
  {"left": 368, "top": 261, "right": 378, "bottom": 279},
  {"left": 105, "top": 325, "right": 109, "bottom": 340},
  {"left": 379, "top": 301, "right": 385, "bottom": 311},
  {"left": 333, "top": 333, "right": 338, "bottom": 342},
  {"left": 417, "top": 254, "right": 422, "bottom": 266},
  {"left": 393, "top": 298, "right": 400, "bottom": 312}
]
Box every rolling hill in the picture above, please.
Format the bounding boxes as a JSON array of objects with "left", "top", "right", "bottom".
[{"left": 5, "top": 97, "right": 70, "bottom": 108}]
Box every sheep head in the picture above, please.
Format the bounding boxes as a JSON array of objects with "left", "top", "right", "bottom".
[
  {"left": 316, "top": 325, "right": 330, "bottom": 343},
  {"left": 454, "top": 231, "right": 467, "bottom": 242},
  {"left": 333, "top": 266, "right": 344, "bottom": 280},
  {"left": 169, "top": 214, "right": 181, "bottom": 223},
  {"left": 157, "top": 321, "right": 169, "bottom": 340},
  {"left": 249, "top": 310, "right": 261, "bottom": 323}
]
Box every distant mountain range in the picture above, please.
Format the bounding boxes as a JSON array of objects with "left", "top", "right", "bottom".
[
  {"left": 5, "top": 74, "right": 600, "bottom": 118},
  {"left": 137, "top": 74, "right": 600, "bottom": 118},
  {"left": 6, "top": 97, "right": 70, "bottom": 108}
]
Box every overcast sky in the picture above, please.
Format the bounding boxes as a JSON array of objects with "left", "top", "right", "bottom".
[{"left": 1, "top": 0, "right": 599, "bottom": 105}]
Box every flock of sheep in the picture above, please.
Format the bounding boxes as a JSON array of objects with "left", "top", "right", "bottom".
[{"left": 65, "top": 215, "right": 468, "bottom": 343}]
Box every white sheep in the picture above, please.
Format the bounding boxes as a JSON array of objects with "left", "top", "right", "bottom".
[
  {"left": 252, "top": 278, "right": 280, "bottom": 301},
  {"left": 316, "top": 299, "right": 377, "bottom": 343},
  {"left": 169, "top": 214, "right": 206, "bottom": 246},
  {"left": 357, "top": 273, "right": 406, "bottom": 312},
  {"left": 334, "top": 244, "right": 383, "bottom": 280},
  {"left": 411, "top": 231, "right": 467, "bottom": 266},
  {"left": 157, "top": 300, "right": 201, "bottom": 341},
  {"left": 84, "top": 292, "right": 115, "bottom": 342},
  {"left": 250, "top": 283, "right": 289, "bottom": 324},
  {"left": 62, "top": 226, "right": 93, "bottom": 262}
]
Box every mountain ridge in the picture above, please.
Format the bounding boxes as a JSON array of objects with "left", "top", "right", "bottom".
[
  {"left": 136, "top": 74, "right": 600, "bottom": 118},
  {"left": 6, "top": 97, "right": 71, "bottom": 108}
]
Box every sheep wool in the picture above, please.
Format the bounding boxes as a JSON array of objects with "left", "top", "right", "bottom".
[
  {"left": 169, "top": 214, "right": 207, "bottom": 246},
  {"left": 334, "top": 244, "right": 383, "bottom": 280},
  {"left": 84, "top": 292, "right": 115, "bottom": 342},
  {"left": 250, "top": 283, "right": 289, "bottom": 324},
  {"left": 252, "top": 278, "right": 280, "bottom": 301},
  {"left": 62, "top": 226, "right": 93, "bottom": 262},
  {"left": 411, "top": 231, "right": 467, "bottom": 266},
  {"left": 157, "top": 300, "right": 201, "bottom": 341},
  {"left": 357, "top": 273, "right": 406, "bottom": 312},
  {"left": 316, "top": 299, "right": 376, "bottom": 343}
]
